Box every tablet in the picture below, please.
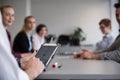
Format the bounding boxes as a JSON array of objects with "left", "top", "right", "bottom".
[{"left": 35, "top": 43, "right": 60, "bottom": 68}]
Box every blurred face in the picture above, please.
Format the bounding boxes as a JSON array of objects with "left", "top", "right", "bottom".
[
  {"left": 116, "top": 8, "right": 120, "bottom": 25},
  {"left": 25, "top": 17, "right": 36, "bottom": 31},
  {"left": 38, "top": 27, "right": 48, "bottom": 37},
  {"left": 100, "top": 24, "right": 111, "bottom": 35},
  {"left": 2, "top": 7, "right": 15, "bottom": 27}
]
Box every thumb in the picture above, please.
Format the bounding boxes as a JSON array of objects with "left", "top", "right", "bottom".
[
  {"left": 80, "top": 53, "right": 84, "bottom": 59},
  {"left": 82, "top": 48, "right": 88, "bottom": 52},
  {"left": 32, "top": 50, "right": 37, "bottom": 57},
  {"left": 26, "top": 51, "right": 37, "bottom": 60}
]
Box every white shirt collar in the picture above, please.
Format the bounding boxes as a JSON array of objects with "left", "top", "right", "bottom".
[{"left": 104, "top": 33, "right": 112, "bottom": 38}]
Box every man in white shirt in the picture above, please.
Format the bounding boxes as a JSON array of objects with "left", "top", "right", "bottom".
[
  {"left": 74, "top": 3, "right": 120, "bottom": 63},
  {"left": 96, "top": 18, "right": 115, "bottom": 52},
  {"left": 0, "top": 8, "right": 44, "bottom": 80}
]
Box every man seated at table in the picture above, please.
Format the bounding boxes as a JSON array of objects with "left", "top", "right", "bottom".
[
  {"left": 96, "top": 18, "right": 115, "bottom": 52},
  {"left": 74, "top": 3, "right": 120, "bottom": 63}
]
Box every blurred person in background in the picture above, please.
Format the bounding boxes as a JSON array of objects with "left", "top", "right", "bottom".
[
  {"left": 96, "top": 18, "right": 115, "bottom": 52},
  {"left": 33, "top": 24, "right": 48, "bottom": 50},
  {"left": 13, "top": 16, "right": 36, "bottom": 53}
]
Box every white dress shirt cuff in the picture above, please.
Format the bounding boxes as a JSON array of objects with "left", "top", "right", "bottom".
[{"left": 19, "top": 69, "right": 29, "bottom": 80}]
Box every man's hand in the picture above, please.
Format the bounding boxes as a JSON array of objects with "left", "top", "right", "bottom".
[
  {"left": 73, "top": 48, "right": 101, "bottom": 60},
  {"left": 80, "top": 50, "right": 101, "bottom": 60},
  {"left": 73, "top": 49, "right": 94, "bottom": 59},
  {"left": 80, "top": 50, "right": 94, "bottom": 59},
  {"left": 25, "top": 57, "right": 45, "bottom": 80},
  {"left": 73, "top": 49, "right": 89, "bottom": 58},
  {"left": 20, "top": 51, "right": 45, "bottom": 80},
  {"left": 20, "top": 51, "right": 37, "bottom": 67},
  {"left": 21, "top": 53, "right": 32, "bottom": 58},
  {"left": 73, "top": 52, "right": 81, "bottom": 58}
]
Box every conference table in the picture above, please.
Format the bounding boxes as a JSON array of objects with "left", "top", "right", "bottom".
[{"left": 37, "top": 55, "right": 120, "bottom": 79}]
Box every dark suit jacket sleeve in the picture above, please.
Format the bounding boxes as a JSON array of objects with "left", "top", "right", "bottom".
[
  {"left": 100, "top": 47, "right": 120, "bottom": 63},
  {"left": 13, "top": 31, "right": 30, "bottom": 53}
]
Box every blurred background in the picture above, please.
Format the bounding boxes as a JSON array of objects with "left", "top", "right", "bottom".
[{"left": 0, "top": 0, "right": 119, "bottom": 45}]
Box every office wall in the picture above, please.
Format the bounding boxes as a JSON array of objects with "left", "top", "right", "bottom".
[
  {"left": 31, "top": 0, "right": 118, "bottom": 44},
  {"left": 0, "top": 0, "right": 118, "bottom": 44}
]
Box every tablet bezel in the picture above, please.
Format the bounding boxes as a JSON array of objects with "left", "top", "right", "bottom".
[{"left": 36, "top": 43, "right": 60, "bottom": 68}]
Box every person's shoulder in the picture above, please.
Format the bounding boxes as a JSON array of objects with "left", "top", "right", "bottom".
[
  {"left": 15, "top": 31, "right": 26, "bottom": 38},
  {"left": 107, "top": 33, "right": 115, "bottom": 41},
  {"left": 33, "top": 34, "right": 40, "bottom": 40},
  {"left": 33, "top": 34, "right": 38, "bottom": 37},
  {"left": 18, "top": 31, "right": 26, "bottom": 35},
  {"left": 107, "top": 33, "right": 114, "bottom": 38}
]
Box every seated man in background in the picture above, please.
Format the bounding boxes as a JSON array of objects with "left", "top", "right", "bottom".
[
  {"left": 33, "top": 24, "right": 48, "bottom": 50},
  {"left": 96, "top": 18, "right": 114, "bottom": 52},
  {"left": 0, "top": 8, "right": 44, "bottom": 80},
  {"left": 74, "top": 3, "right": 120, "bottom": 63}
]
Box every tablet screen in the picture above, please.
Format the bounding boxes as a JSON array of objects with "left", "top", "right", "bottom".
[{"left": 35, "top": 44, "right": 59, "bottom": 66}]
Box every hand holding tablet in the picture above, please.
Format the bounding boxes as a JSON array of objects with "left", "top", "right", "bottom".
[{"left": 35, "top": 43, "right": 60, "bottom": 70}]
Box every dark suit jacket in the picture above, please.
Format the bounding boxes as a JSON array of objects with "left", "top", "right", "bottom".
[{"left": 13, "top": 30, "right": 33, "bottom": 53}]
